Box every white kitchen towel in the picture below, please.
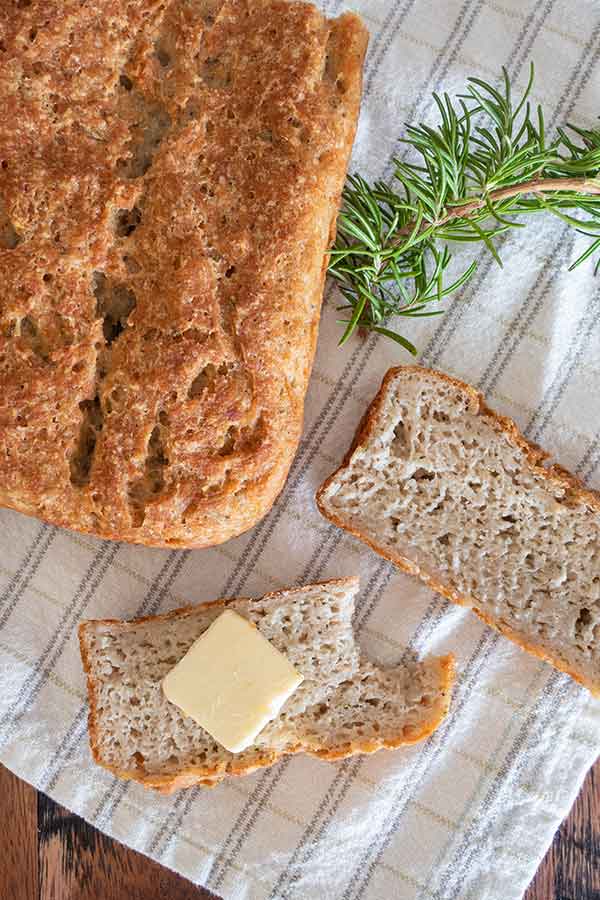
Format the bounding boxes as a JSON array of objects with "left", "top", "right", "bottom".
[{"left": 1, "top": 1, "right": 599, "bottom": 898}]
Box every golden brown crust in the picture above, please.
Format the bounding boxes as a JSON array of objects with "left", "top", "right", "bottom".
[
  {"left": 78, "top": 576, "right": 455, "bottom": 792},
  {"left": 0, "top": 1, "right": 368, "bottom": 548},
  {"left": 317, "top": 364, "right": 600, "bottom": 697}
]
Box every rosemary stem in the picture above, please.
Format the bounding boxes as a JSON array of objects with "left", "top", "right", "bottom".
[{"left": 392, "top": 177, "right": 600, "bottom": 247}]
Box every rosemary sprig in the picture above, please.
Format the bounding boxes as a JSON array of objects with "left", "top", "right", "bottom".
[{"left": 329, "top": 64, "right": 600, "bottom": 352}]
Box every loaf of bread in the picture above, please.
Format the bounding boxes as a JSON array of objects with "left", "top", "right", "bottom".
[
  {"left": 0, "top": 1, "right": 367, "bottom": 547},
  {"left": 78, "top": 577, "right": 454, "bottom": 792},
  {"left": 318, "top": 366, "right": 600, "bottom": 695}
]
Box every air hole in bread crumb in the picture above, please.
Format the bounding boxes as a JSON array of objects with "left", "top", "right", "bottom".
[
  {"left": 117, "top": 99, "right": 171, "bottom": 178},
  {"left": 413, "top": 467, "right": 434, "bottom": 482},
  {"left": 123, "top": 254, "right": 141, "bottom": 274},
  {"left": 189, "top": 363, "right": 217, "bottom": 397},
  {"left": 19, "top": 315, "right": 51, "bottom": 360},
  {"left": 155, "top": 45, "right": 171, "bottom": 67},
  {"left": 391, "top": 421, "right": 407, "bottom": 456},
  {"left": 93, "top": 272, "right": 136, "bottom": 344},
  {"left": 0, "top": 207, "right": 21, "bottom": 249},
  {"left": 70, "top": 396, "right": 102, "bottom": 486},
  {"left": 575, "top": 607, "right": 593, "bottom": 640},
  {"left": 225, "top": 265, "right": 236, "bottom": 278},
  {"left": 109, "top": 386, "right": 125, "bottom": 408},
  {"left": 218, "top": 425, "right": 237, "bottom": 456},
  {"left": 119, "top": 74, "right": 133, "bottom": 91},
  {"left": 580, "top": 608, "right": 592, "bottom": 625},
  {"left": 128, "top": 424, "right": 168, "bottom": 526},
  {"left": 115, "top": 205, "right": 142, "bottom": 237}
]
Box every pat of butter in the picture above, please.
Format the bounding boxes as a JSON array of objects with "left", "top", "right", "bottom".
[{"left": 162, "top": 609, "right": 303, "bottom": 753}]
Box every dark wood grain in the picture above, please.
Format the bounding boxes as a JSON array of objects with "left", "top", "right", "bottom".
[
  {"left": 37, "top": 793, "right": 216, "bottom": 900},
  {"left": 0, "top": 761, "right": 598, "bottom": 899},
  {"left": 525, "top": 759, "right": 600, "bottom": 900},
  {"left": 0, "top": 764, "right": 37, "bottom": 900}
]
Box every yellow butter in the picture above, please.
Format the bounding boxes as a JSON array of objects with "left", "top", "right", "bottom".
[{"left": 162, "top": 609, "right": 303, "bottom": 753}]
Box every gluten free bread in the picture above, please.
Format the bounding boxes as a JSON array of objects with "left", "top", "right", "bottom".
[
  {"left": 78, "top": 577, "right": 454, "bottom": 792},
  {"left": 318, "top": 366, "right": 600, "bottom": 695},
  {"left": 0, "top": 1, "right": 367, "bottom": 547}
]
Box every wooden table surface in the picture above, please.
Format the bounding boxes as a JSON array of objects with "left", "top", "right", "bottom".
[{"left": 1, "top": 761, "right": 598, "bottom": 900}]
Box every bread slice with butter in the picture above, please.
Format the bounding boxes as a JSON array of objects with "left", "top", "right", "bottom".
[
  {"left": 78, "top": 578, "right": 454, "bottom": 792},
  {"left": 162, "top": 608, "right": 304, "bottom": 753}
]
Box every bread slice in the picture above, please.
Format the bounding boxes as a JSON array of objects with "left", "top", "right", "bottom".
[
  {"left": 317, "top": 366, "right": 600, "bottom": 696},
  {"left": 0, "top": 1, "right": 367, "bottom": 547},
  {"left": 78, "top": 577, "right": 454, "bottom": 792}
]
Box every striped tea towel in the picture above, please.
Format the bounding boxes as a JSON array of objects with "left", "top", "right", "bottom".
[{"left": 1, "top": 1, "right": 600, "bottom": 898}]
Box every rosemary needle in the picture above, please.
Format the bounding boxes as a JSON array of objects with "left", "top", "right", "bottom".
[{"left": 329, "top": 63, "right": 600, "bottom": 351}]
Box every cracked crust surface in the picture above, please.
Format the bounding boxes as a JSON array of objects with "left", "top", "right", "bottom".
[
  {"left": 317, "top": 365, "right": 600, "bottom": 696},
  {"left": 79, "top": 577, "right": 454, "bottom": 792},
  {"left": 0, "top": 0, "right": 367, "bottom": 547}
]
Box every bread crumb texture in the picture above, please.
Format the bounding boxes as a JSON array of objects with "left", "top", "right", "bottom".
[
  {"left": 318, "top": 366, "right": 600, "bottom": 695},
  {"left": 78, "top": 578, "right": 454, "bottom": 790},
  {"left": 0, "top": 0, "right": 367, "bottom": 546}
]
